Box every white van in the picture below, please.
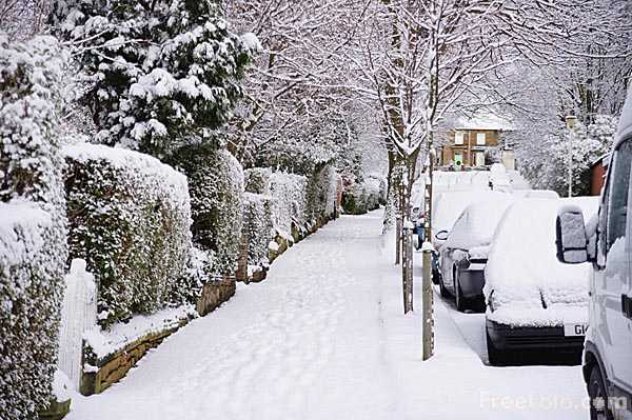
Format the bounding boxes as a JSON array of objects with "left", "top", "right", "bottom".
[{"left": 557, "top": 91, "right": 632, "bottom": 419}]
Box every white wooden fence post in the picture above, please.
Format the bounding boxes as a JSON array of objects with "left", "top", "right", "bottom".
[{"left": 57, "top": 259, "right": 97, "bottom": 390}]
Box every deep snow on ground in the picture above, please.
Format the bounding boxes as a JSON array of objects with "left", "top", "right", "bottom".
[{"left": 68, "top": 211, "right": 589, "bottom": 420}]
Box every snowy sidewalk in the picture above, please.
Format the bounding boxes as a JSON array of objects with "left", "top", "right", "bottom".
[{"left": 68, "top": 211, "right": 588, "bottom": 420}]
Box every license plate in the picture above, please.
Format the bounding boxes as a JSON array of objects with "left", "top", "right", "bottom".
[{"left": 564, "top": 323, "right": 588, "bottom": 337}]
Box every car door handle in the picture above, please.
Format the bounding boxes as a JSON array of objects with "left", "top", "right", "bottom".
[{"left": 623, "top": 295, "right": 632, "bottom": 319}]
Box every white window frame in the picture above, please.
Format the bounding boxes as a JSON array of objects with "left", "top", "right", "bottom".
[
  {"left": 476, "top": 132, "right": 486, "bottom": 145},
  {"left": 455, "top": 131, "right": 464, "bottom": 145}
]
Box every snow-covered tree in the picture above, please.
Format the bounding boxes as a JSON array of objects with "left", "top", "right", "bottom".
[{"left": 51, "top": 0, "right": 259, "bottom": 158}]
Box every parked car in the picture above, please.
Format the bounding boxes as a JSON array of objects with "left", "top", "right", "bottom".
[
  {"left": 432, "top": 191, "right": 504, "bottom": 284},
  {"left": 435, "top": 194, "right": 514, "bottom": 311},
  {"left": 556, "top": 92, "right": 632, "bottom": 419},
  {"left": 513, "top": 189, "right": 560, "bottom": 199},
  {"left": 484, "top": 197, "right": 599, "bottom": 366}
]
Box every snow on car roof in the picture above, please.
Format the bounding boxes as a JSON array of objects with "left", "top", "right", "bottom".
[
  {"left": 484, "top": 197, "right": 599, "bottom": 325},
  {"left": 432, "top": 191, "right": 511, "bottom": 237},
  {"left": 442, "top": 195, "right": 515, "bottom": 250}
]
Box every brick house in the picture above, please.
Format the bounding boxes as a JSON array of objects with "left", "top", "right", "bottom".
[{"left": 440, "top": 114, "right": 514, "bottom": 169}]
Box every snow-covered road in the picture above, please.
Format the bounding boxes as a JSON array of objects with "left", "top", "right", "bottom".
[{"left": 68, "top": 211, "right": 589, "bottom": 420}]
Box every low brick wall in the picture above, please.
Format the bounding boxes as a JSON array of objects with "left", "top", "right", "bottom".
[{"left": 80, "top": 279, "right": 236, "bottom": 396}]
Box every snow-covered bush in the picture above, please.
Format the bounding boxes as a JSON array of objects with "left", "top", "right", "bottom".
[
  {"left": 52, "top": 0, "right": 259, "bottom": 157},
  {"left": 0, "top": 203, "right": 65, "bottom": 419},
  {"left": 244, "top": 167, "right": 271, "bottom": 194},
  {"left": 342, "top": 179, "right": 381, "bottom": 215},
  {"left": 169, "top": 145, "right": 244, "bottom": 276},
  {"left": 366, "top": 173, "right": 388, "bottom": 205},
  {"left": 64, "top": 143, "right": 193, "bottom": 327},
  {"left": 267, "top": 172, "right": 308, "bottom": 237},
  {"left": 305, "top": 164, "right": 337, "bottom": 223},
  {"left": 242, "top": 193, "right": 275, "bottom": 267},
  {"left": 0, "top": 34, "right": 69, "bottom": 419}
]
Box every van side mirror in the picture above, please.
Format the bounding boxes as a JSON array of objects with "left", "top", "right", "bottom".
[
  {"left": 556, "top": 206, "right": 588, "bottom": 264},
  {"left": 435, "top": 230, "right": 449, "bottom": 241}
]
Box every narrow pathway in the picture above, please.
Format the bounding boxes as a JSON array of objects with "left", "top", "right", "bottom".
[
  {"left": 68, "top": 211, "right": 589, "bottom": 420},
  {"left": 69, "top": 212, "right": 407, "bottom": 420}
]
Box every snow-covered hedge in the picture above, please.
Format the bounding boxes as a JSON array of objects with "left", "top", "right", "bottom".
[
  {"left": 242, "top": 192, "right": 275, "bottom": 267},
  {"left": 0, "top": 34, "right": 69, "bottom": 419},
  {"left": 64, "top": 144, "right": 194, "bottom": 327},
  {"left": 366, "top": 173, "right": 388, "bottom": 205},
  {"left": 342, "top": 179, "right": 381, "bottom": 215},
  {"left": 244, "top": 168, "right": 308, "bottom": 238},
  {"left": 169, "top": 145, "right": 244, "bottom": 276},
  {"left": 305, "top": 164, "right": 338, "bottom": 223},
  {"left": 0, "top": 203, "right": 65, "bottom": 419}
]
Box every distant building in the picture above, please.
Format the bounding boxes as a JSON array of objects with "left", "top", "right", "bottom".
[
  {"left": 440, "top": 114, "right": 514, "bottom": 170},
  {"left": 591, "top": 154, "right": 609, "bottom": 196}
]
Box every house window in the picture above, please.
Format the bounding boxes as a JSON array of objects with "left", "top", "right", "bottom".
[
  {"left": 476, "top": 132, "right": 486, "bottom": 145},
  {"left": 454, "top": 153, "right": 463, "bottom": 166},
  {"left": 455, "top": 131, "right": 464, "bottom": 145},
  {"left": 475, "top": 152, "right": 485, "bottom": 167}
]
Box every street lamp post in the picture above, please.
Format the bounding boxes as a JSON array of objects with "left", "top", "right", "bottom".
[{"left": 565, "top": 115, "right": 577, "bottom": 198}]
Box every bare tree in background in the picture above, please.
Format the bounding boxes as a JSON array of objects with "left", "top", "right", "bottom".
[{"left": 0, "top": 0, "right": 50, "bottom": 40}]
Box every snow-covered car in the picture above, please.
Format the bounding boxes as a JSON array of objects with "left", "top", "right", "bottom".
[
  {"left": 436, "top": 194, "right": 514, "bottom": 311},
  {"left": 484, "top": 197, "right": 599, "bottom": 365},
  {"left": 556, "top": 89, "right": 632, "bottom": 420},
  {"left": 513, "top": 189, "right": 560, "bottom": 199},
  {"left": 432, "top": 190, "right": 506, "bottom": 248}
]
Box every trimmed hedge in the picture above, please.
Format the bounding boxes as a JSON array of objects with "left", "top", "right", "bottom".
[
  {"left": 342, "top": 179, "right": 381, "bottom": 215},
  {"left": 64, "top": 143, "right": 194, "bottom": 327},
  {"left": 0, "top": 204, "right": 65, "bottom": 420},
  {"left": 0, "top": 35, "right": 68, "bottom": 419},
  {"left": 169, "top": 144, "right": 244, "bottom": 276},
  {"left": 242, "top": 192, "right": 275, "bottom": 267}
]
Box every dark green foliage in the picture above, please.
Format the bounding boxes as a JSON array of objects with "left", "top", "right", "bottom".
[
  {"left": 168, "top": 144, "right": 244, "bottom": 275},
  {"left": 51, "top": 0, "right": 257, "bottom": 158},
  {"left": 64, "top": 145, "right": 193, "bottom": 326}
]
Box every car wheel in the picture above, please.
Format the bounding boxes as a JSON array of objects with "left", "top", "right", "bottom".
[
  {"left": 588, "top": 364, "right": 614, "bottom": 420},
  {"left": 486, "top": 330, "right": 506, "bottom": 366},
  {"left": 454, "top": 268, "right": 468, "bottom": 312}
]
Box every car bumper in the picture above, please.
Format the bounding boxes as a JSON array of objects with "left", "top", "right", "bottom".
[{"left": 486, "top": 319, "right": 585, "bottom": 352}]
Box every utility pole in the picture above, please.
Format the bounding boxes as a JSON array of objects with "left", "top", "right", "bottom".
[{"left": 565, "top": 115, "right": 577, "bottom": 198}]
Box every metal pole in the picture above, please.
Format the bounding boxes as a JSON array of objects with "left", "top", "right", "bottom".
[{"left": 568, "top": 129, "right": 573, "bottom": 198}]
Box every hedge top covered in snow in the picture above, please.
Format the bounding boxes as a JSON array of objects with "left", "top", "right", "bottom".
[
  {"left": 484, "top": 197, "right": 599, "bottom": 327},
  {"left": 63, "top": 143, "right": 189, "bottom": 202}
]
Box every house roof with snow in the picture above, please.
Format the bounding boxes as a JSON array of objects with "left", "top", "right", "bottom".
[{"left": 454, "top": 113, "right": 514, "bottom": 131}]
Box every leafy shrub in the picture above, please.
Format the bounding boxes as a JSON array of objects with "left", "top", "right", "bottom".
[
  {"left": 305, "top": 163, "right": 337, "bottom": 223},
  {"left": 242, "top": 192, "right": 275, "bottom": 267},
  {"left": 0, "top": 204, "right": 66, "bottom": 420},
  {"left": 0, "top": 34, "right": 68, "bottom": 419},
  {"left": 342, "top": 179, "right": 381, "bottom": 215},
  {"left": 64, "top": 143, "right": 193, "bottom": 326},
  {"left": 169, "top": 144, "right": 244, "bottom": 276}
]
